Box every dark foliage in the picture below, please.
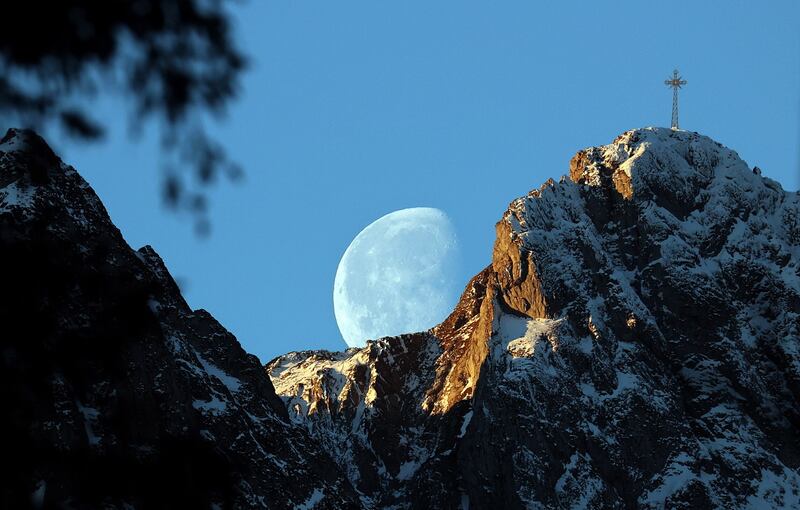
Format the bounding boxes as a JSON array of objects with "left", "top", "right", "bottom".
[{"left": 0, "top": 1, "right": 246, "bottom": 233}]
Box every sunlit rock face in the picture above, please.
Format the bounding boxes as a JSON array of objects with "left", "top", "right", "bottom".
[
  {"left": 5, "top": 125, "right": 799, "bottom": 509},
  {"left": 0, "top": 129, "right": 360, "bottom": 509},
  {"left": 268, "top": 128, "right": 800, "bottom": 509}
]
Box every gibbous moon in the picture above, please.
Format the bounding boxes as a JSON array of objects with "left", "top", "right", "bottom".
[{"left": 333, "top": 208, "right": 462, "bottom": 348}]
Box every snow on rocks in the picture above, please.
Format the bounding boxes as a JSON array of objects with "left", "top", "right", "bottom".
[
  {"left": 268, "top": 127, "right": 800, "bottom": 509},
  {"left": 0, "top": 128, "right": 361, "bottom": 508}
]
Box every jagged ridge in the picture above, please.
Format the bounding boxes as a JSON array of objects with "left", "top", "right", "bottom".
[
  {"left": 3, "top": 125, "right": 798, "bottom": 509},
  {"left": 0, "top": 129, "right": 360, "bottom": 509},
  {"left": 268, "top": 128, "right": 800, "bottom": 509}
]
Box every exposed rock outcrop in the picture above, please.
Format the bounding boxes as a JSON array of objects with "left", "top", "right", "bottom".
[
  {"left": 4, "top": 125, "right": 798, "bottom": 509},
  {"left": 268, "top": 128, "right": 800, "bottom": 509}
]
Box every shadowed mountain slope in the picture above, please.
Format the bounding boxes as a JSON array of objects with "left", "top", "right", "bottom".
[{"left": 0, "top": 129, "right": 360, "bottom": 509}]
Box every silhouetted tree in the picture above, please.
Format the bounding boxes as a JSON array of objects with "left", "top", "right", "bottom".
[{"left": 0, "top": 1, "right": 246, "bottom": 233}]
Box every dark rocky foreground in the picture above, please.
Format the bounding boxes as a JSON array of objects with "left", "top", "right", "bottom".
[
  {"left": 2, "top": 127, "right": 799, "bottom": 509},
  {"left": 0, "top": 129, "right": 360, "bottom": 509}
]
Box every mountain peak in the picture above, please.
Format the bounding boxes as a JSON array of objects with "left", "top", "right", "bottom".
[
  {"left": 4, "top": 126, "right": 798, "bottom": 508},
  {"left": 1, "top": 127, "right": 56, "bottom": 156},
  {"left": 269, "top": 127, "right": 800, "bottom": 508},
  {"left": 0, "top": 127, "right": 62, "bottom": 184},
  {"left": 566, "top": 127, "right": 764, "bottom": 205}
]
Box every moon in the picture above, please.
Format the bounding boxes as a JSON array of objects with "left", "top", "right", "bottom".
[{"left": 333, "top": 207, "right": 462, "bottom": 348}]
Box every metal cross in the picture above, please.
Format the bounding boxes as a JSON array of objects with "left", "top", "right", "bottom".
[{"left": 664, "top": 69, "right": 687, "bottom": 129}]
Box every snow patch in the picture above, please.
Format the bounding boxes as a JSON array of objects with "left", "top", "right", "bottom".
[
  {"left": 397, "top": 460, "right": 420, "bottom": 481},
  {"left": 296, "top": 488, "right": 325, "bottom": 510},
  {"left": 269, "top": 348, "right": 376, "bottom": 419},
  {"left": 745, "top": 466, "right": 800, "bottom": 509},
  {"left": 497, "top": 314, "right": 563, "bottom": 358},
  {"left": 195, "top": 352, "right": 242, "bottom": 394},
  {"left": 640, "top": 452, "right": 700, "bottom": 505},
  {"left": 0, "top": 133, "right": 29, "bottom": 153},
  {"left": 458, "top": 410, "right": 474, "bottom": 438},
  {"left": 193, "top": 396, "right": 227, "bottom": 415},
  {"left": 0, "top": 181, "right": 35, "bottom": 213},
  {"left": 76, "top": 401, "right": 101, "bottom": 446}
]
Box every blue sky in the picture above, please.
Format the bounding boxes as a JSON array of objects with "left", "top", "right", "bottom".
[{"left": 52, "top": 1, "right": 800, "bottom": 362}]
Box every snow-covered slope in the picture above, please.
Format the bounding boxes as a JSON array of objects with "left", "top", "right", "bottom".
[
  {"left": 0, "top": 129, "right": 360, "bottom": 509},
  {"left": 268, "top": 128, "right": 800, "bottom": 509}
]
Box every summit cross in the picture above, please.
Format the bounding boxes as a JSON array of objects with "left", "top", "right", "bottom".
[{"left": 664, "top": 69, "right": 687, "bottom": 130}]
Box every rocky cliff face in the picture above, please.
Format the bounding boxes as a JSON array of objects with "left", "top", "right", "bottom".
[
  {"left": 268, "top": 128, "right": 800, "bottom": 509},
  {"left": 0, "top": 129, "right": 360, "bottom": 509},
  {"left": 4, "top": 126, "right": 799, "bottom": 509}
]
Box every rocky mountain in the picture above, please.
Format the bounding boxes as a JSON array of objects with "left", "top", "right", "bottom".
[
  {"left": 267, "top": 127, "right": 800, "bottom": 509},
  {"left": 0, "top": 129, "right": 360, "bottom": 509},
  {"left": 3, "top": 126, "right": 799, "bottom": 509}
]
